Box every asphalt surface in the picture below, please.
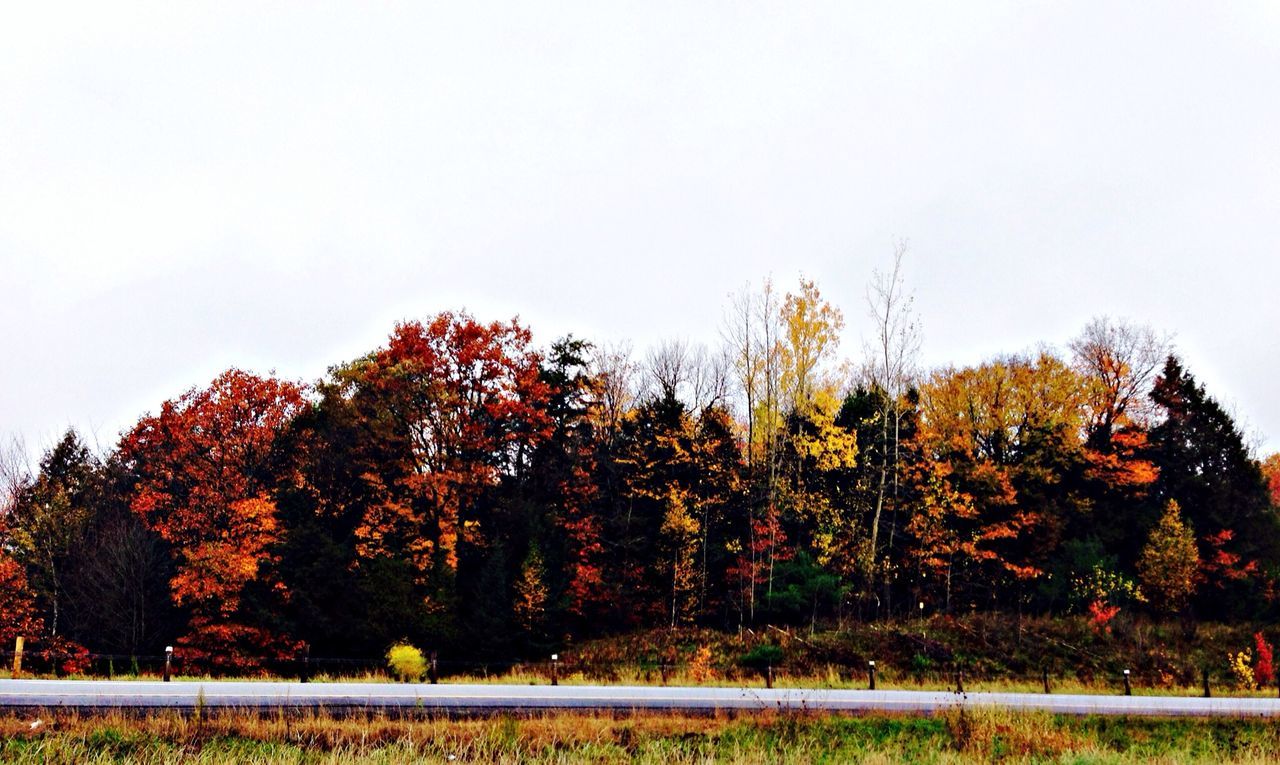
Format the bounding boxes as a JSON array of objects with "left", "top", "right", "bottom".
[{"left": 3, "top": 679, "right": 1280, "bottom": 716}]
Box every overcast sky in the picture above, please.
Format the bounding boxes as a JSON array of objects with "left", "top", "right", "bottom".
[{"left": 3, "top": 2, "right": 1278, "bottom": 457}]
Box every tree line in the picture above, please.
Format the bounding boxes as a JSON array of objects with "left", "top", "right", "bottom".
[{"left": 3, "top": 263, "right": 1279, "bottom": 670}]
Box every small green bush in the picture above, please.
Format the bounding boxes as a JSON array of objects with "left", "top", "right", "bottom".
[
  {"left": 739, "top": 644, "right": 784, "bottom": 670},
  {"left": 386, "top": 643, "right": 427, "bottom": 683}
]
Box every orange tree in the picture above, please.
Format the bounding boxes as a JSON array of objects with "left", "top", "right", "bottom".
[{"left": 118, "top": 369, "right": 307, "bottom": 670}]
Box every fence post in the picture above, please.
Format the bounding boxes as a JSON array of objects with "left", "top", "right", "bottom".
[
  {"left": 954, "top": 670, "right": 964, "bottom": 694},
  {"left": 163, "top": 646, "right": 173, "bottom": 683},
  {"left": 1202, "top": 668, "right": 1211, "bottom": 698},
  {"left": 1042, "top": 668, "right": 1050, "bottom": 694},
  {"left": 766, "top": 665, "right": 774, "bottom": 689},
  {"left": 1122, "top": 669, "right": 1132, "bottom": 696},
  {"left": 299, "top": 643, "right": 310, "bottom": 684},
  {"left": 868, "top": 660, "right": 877, "bottom": 691},
  {"left": 550, "top": 654, "right": 559, "bottom": 686},
  {"left": 11, "top": 637, "right": 22, "bottom": 677},
  {"left": 429, "top": 651, "right": 438, "bottom": 684}
]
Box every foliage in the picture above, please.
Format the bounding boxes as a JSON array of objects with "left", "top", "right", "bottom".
[
  {"left": 386, "top": 642, "right": 427, "bottom": 682},
  {"left": 1254, "top": 632, "right": 1274, "bottom": 687},
  {"left": 7, "top": 293, "right": 1280, "bottom": 669},
  {"left": 738, "top": 643, "right": 784, "bottom": 670},
  {"left": 0, "top": 554, "right": 43, "bottom": 646},
  {"left": 1228, "top": 649, "right": 1255, "bottom": 689},
  {"left": 1136, "top": 500, "right": 1200, "bottom": 613},
  {"left": 117, "top": 369, "right": 307, "bottom": 668},
  {"left": 1087, "top": 600, "right": 1121, "bottom": 636},
  {"left": 1070, "top": 565, "right": 1144, "bottom": 611}
]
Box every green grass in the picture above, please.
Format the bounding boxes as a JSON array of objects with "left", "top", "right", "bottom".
[{"left": 2, "top": 708, "right": 1280, "bottom": 763}]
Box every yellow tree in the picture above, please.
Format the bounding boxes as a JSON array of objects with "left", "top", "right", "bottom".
[
  {"left": 660, "top": 487, "right": 701, "bottom": 626},
  {"left": 1137, "top": 500, "right": 1200, "bottom": 614},
  {"left": 788, "top": 389, "right": 859, "bottom": 572},
  {"left": 781, "top": 278, "right": 845, "bottom": 411}
]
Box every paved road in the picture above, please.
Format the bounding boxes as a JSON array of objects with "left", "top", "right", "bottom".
[{"left": 4, "top": 680, "right": 1280, "bottom": 716}]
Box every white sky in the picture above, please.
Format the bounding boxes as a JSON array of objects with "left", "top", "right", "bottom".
[{"left": 3, "top": 2, "right": 1279, "bottom": 456}]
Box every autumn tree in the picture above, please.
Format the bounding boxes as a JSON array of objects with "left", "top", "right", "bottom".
[
  {"left": 781, "top": 278, "right": 845, "bottom": 410},
  {"left": 1069, "top": 316, "right": 1169, "bottom": 448},
  {"left": 118, "top": 369, "right": 307, "bottom": 667},
  {"left": 1137, "top": 500, "right": 1199, "bottom": 614},
  {"left": 780, "top": 390, "right": 859, "bottom": 588},
  {"left": 1262, "top": 453, "right": 1280, "bottom": 508},
  {"left": 325, "top": 313, "right": 552, "bottom": 615},
  {"left": 0, "top": 553, "right": 43, "bottom": 649},
  {"left": 526, "top": 337, "right": 610, "bottom": 631},
  {"left": 512, "top": 543, "right": 550, "bottom": 642},
  {"left": 917, "top": 352, "right": 1088, "bottom": 606}
]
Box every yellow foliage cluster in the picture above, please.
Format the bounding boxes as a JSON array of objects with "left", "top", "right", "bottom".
[{"left": 1228, "top": 649, "right": 1255, "bottom": 689}]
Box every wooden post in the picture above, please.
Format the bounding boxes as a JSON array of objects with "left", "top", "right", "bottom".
[
  {"left": 766, "top": 665, "right": 773, "bottom": 689},
  {"left": 1042, "top": 668, "right": 1050, "bottom": 694},
  {"left": 550, "top": 654, "right": 559, "bottom": 686},
  {"left": 429, "top": 651, "right": 438, "bottom": 684},
  {"left": 954, "top": 670, "right": 964, "bottom": 694},
  {"left": 868, "top": 660, "right": 877, "bottom": 691},
  {"left": 11, "top": 637, "right": 22, "bottom": 677},
  {"left": 163, "top": 646, "right": 173, "bottom": 683},
  {"left": 1203, "top": 668, "right": 1211, "bottom": 698},
  {"left": 1123, "top": 669, "right": 1132, "bottom": 696}
]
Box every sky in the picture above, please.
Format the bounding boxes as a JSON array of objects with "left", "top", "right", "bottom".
[{"left": 2, "top": 2, "right": 1278, "bottom": 457}]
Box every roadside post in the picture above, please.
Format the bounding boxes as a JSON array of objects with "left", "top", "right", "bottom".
[
  {"left": 11, "top": 637, "right": 22, "bottom": 677},
  {"left": 1123, "top": 669, "right": 1132, "bottom": 696},
  {"left": 551, "top": 654, "right": 559, "bottom": 686},
  {"left": 868, "top": 660, "right": 877, "bottom": 691},
  {"left": 164, "top": 646, "right": 173, "bottom": 682}
]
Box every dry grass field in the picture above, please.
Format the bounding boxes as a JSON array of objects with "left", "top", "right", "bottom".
[{"left": 3, "top": 707, "right": 1280, "bottom": 763}]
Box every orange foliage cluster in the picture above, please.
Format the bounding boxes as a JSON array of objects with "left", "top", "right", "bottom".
[{"left": 118, "top": 369, "right": 307, "bottom": 668}]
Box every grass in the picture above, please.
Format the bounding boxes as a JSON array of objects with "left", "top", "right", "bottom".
[{"left": 1, "top": 707, "right": 1280, "bottom": 763}]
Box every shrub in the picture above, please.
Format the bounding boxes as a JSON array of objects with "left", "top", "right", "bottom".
[
  {"left": 1227, "top": 649, "right": 1255, "bottom": 690},
  {"left": 1087, "top": 600, "right": 1121, "bottom": 636},
  {"left": 739, "top": 644, "right": 784, "bottom": 671},
  {"left": 1254, "top": 632, "right": 1274, "bottom": 687},
  {"left": 386, "top": 642, "right": 427, "bottom": 683},
  {"left": 688, "top": 645, "right": 715, "bottom": 682}
]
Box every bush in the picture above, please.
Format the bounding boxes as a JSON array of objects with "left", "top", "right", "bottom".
[
  {"left": 386, "top": 642, "right": 427, "bottom": 682},
  {"left": 739, "top": 644, "right": 784, "bottom": 671}
]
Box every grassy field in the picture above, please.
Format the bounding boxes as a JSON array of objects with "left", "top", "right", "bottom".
[{"left": 2, "top": 707, "right": 1280, "bottom": 763}]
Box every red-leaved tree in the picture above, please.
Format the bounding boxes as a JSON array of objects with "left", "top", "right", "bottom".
[{"left": 118, "top": 369, "right": 307, "bottom": 670}]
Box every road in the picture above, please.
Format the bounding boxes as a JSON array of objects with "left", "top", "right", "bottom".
[{"left": 3, "top": 679, "right": 1280, "bottom": 716}]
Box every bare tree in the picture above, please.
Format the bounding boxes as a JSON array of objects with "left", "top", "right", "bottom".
[
  {"left": 862, "top": 242, "right": 921, "bottom": 612},
  {"left": 1068, "top": 316, "right": 1171, "bottom": 446},
  {"left": 0, "top": 434, "right": 31, "bottom": 520},
  {"left": 591, "top": 341, "right": 638, "bottom": 439},
  {"left": 644, "top": 339, "right": 692, "bottom": 403}
]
